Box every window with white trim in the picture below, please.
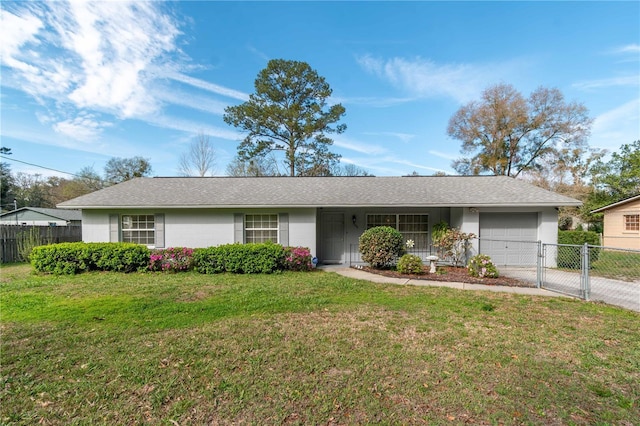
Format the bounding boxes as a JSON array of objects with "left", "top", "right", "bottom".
[
  {"left": 122, "top": 214, "right": 155, "bottom": 245},
  {"left": 367, "top": 214, "right": 429, "bottom": 251},
  {"left": 245, "top": 214, "right": 278, "bottom": 243},
  {"left": 624, "top": 214, "right": 639, "bottom": 231}
]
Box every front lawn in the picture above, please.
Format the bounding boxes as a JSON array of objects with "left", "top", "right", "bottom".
[{"left": 1, "top": 264, "right": 639, "bottom": 424}]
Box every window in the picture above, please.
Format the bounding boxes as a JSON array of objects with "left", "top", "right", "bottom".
[
  {"left": 245, "top": 214, "right": 278, "bottom": 243},
  {"left": 367, "top": 214, "right": 429, "bottom": 250},
  {"left": 624, "top": 214, "right": 640, "bottom": 231},
  {"left": 122, "top": 214, "right": 155, "bottom": 245}
]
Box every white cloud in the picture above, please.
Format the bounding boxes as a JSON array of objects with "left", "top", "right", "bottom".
[
  {"left": 144, "top": 115, "right": 242, "bottom": 141},
  {"left": 610, "top": 44, "right": 640, "bottom": 55},
  {"left": 591, "top": 98, "right": 640, "bottom": 151},
  {"left": 573, "top": 75, "right": 639, "bottom": 90},
  {"left": 362, "top": 132, "right": 416, "bottom": 143},
  {"left": 0, "top": 6, "right": 44, "bottom": 73},
  {"left": 428, "top": 150, "right": 458, "bottom": 161},
  {"left": 333, "top": 135, "right": 388, "bottom": 155},
  {"left": 0, "top": 1, "right": 247, "bottom": 146},
  {"left": 330, "top": 95, "right": 415, "bottom": 108},
  {"left": 356, "top": 54, "right": 522, "bottom": 104},
  {"left": 155, "top": 89, "right": 228, "bottom": 116},
  {"left": 168, "top": 72, "right": 250, "bottom": 101},
  {"left": 53, "top": 113, "right": 111, "bottom": 141}
]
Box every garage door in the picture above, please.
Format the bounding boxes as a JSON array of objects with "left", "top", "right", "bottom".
[{"left": 479, "top": 213, "right": 538, "bottom": 266}]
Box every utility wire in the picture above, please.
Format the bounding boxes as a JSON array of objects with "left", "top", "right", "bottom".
[{"left": 0, "top": 155, "right": 80, "bottom": 178}]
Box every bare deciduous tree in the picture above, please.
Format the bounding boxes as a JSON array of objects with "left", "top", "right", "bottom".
[{"left": 178, "top": 133, "right": 216, "bottom": 177}]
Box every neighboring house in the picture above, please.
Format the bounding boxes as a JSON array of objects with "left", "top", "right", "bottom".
[
  {"left": 58, "top": 176, "right": 581, "bottom": 266},
  {"left": 591, "top": 195, "right": 640, "bottom": 250},
  {"left": 0, "top": 207, "right": 82, "bottom": 227}
]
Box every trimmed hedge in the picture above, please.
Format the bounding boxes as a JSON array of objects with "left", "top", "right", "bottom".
[
  {"left": 557, "top": 231, "right": 601, "bottom": 269},
  {"left": 31, "top": 241, "right": 314, "bottom": 275},
  {"left": 31, "top": 242, "right": 150, "bottom": 275},
  {"left": 193, "top": 242, "right": 287, "bottom": 274}
]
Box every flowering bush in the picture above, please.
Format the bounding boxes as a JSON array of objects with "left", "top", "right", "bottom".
[
  {"left": 149, "top": 247, "right": 194, "bottom": 272},
  {"left": 283, "top": 246, "right": 313, "bottom": 271},
  {"left": 359, "top": 226, "right": 404, "bottom": 269},
  {"left": 433, "top": 228, "right": 476, "bottom": 267},
  {"left": 396, "top": 254, "right": 424, "bottom": 274},
  {"left": 467, "top": 254, "right": 499, "bottom": 278}
]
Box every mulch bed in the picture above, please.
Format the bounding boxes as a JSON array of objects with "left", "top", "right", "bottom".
[{"left": 356, "top": 265, "right": 534, "bottom": 288}]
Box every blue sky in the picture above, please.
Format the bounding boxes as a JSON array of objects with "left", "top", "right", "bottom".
[{"left": 1, "top": 1, "right": 639, "bottom": 179}]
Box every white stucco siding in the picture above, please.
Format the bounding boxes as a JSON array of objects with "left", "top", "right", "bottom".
[
  {"left": 538, "top": 208, "right": 560, "bottom": 245},
  {"left": 164, "top": 210, "right": 234, "bottom": 248},
  {"left": 287, "top": 209, "right": 317, "bottom": 254},
  {"left": 81, "top": 211, "right": 110, "bottom": 242}
]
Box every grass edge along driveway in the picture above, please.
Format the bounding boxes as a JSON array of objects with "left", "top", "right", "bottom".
[{"left": 1, "top": 264, "right": 639, "bottom": 425}]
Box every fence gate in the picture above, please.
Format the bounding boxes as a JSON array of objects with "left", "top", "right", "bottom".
[{"left": 541, "top": 243, "right": 588, "bottom": 299}]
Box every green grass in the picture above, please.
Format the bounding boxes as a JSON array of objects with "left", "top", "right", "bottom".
[
  {"left": 591, "top": 249, "right": 640, "bottom": 281},
  {"left": 1, "top": 263, "right": 639, "bottom": 425}
]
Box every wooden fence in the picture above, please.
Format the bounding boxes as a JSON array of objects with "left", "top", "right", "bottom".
[{"left": 0, "top": 225, "right": 82, "bottom": 263}]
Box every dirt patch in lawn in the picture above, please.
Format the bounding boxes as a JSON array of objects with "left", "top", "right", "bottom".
[{"left": 357, "top": 265, "right": 534, "bottom": 288}]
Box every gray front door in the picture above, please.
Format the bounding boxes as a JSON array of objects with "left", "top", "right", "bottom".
[{"left": 320, "top": 212, "right": 344, "bottom": 264}]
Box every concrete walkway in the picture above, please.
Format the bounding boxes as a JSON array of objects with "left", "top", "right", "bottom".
[{"left": 318, "top": 265, "right": 569, "bottom": 298}]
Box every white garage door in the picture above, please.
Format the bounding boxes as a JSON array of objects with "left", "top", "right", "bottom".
[{"left": 479, "top": 213, "right": 538, "bottom": 266}]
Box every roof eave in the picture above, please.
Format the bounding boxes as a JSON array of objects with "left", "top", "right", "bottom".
[{"left": 58, "top": 201, "right": 582, "bottom": 210}]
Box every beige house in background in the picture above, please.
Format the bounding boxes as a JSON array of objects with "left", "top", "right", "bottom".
[{"left": 592, "top": 195, "right": 640, "bottom": 250}]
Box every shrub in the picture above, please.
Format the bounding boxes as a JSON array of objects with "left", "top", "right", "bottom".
[
  {"left": 31, "top": 243, "right": 91, "bottom": 275},
  {"left": 149, "top": 247, "right": 194, "bottom": 272},
  {"left": 433, "top": 228, "right": 476, "bottom": 267},
  {"left": 31, "top": 242, "right": 150, "bottom": 274},
  {"left": 283, "top": 246, "right": 313, "bottom": 271},
  {"left": 16, "top": 227, "right": 53, "bottom": 262},
  {"left": 359, "top": 226, "right": 404, "bottom": 269},
  {"left": 468, "top": 254, "right": 499, "bottom": 278},
  {"left": 396, "top": 254, "right": 424, "bottom": 274},
  {"left": 194, "top": 242, "right": 286, "bottom": 274},
  {"left": 557, "top": 231, "right": 601, "bottom": 269}
]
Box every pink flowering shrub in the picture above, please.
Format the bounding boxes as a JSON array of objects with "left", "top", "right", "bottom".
[
  {"left": 467, "top": 254, "right": 499, "bottom": 278},
  {"left": 283, "top": 246, "right": 313, "bottom": 271},
  {"left": 149, "top": 247, "right": 194, "bottom": 272}
]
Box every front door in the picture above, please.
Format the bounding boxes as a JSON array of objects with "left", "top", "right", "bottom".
[{"left": 320, "top": 212, "right": 344, "bottom": 264}]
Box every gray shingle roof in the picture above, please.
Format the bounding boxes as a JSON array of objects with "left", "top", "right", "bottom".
[
  {"left": 0, "top": 207, "right": 82, "bottom": 221},
  {"left": 57, "top": 176, "right": 581, "bottom": 209}
]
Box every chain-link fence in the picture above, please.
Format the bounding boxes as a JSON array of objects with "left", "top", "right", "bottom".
[{"left": 517, "top": 243, "right": 639, "bottom": 311}]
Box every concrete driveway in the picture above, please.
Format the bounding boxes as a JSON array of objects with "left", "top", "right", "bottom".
[{"left": 500, "top": 267, "right": 640, "bottom": 312}]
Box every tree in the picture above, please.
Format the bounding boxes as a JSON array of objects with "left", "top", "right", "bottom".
[
  {"left": 225, "top": 155, "right": 280, "bottom": 177},
  {"left": 590, "top": 140, "right": 640, "bottom": 201},
  {"left": 448, "top": 83, "right": 592, "bottom": 177},
  {"left": 74, "top": 166, "right": 105, "bottom": 192},
  {"left": 104, "top": 156, "right": 152, "bottom": 184},
  {"left": 224, "top": 59, "right": 346, "bottom": 177},
  {"left": 0, "top": 147, "right": 13, "bottom": 209},
  {"left": 331, "top": 163, "right": 373, "bottom": 176},
  {"left": 178, "top": 133, "right": 216, "bottom": 177},
  {"left": 582, "top": 140, "right": 640, "bottom": 227},
  {"left": 46, "top": 167, "right": 105, "bottom": 205},
  {"left": 12, "top": 173, "right": 50, "bottom": 208}
]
